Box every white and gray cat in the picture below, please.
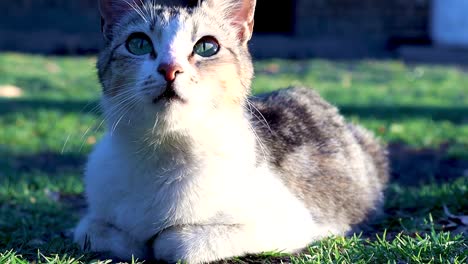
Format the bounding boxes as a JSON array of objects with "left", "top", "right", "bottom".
[{"left": 74, "top": 0, "right": 389, "bottom": 263}]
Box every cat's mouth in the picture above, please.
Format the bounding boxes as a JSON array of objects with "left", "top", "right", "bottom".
[{"left": 153, "top": 84, "right": 185, "bottom": 104}]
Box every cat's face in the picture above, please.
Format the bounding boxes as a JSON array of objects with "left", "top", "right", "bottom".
[{"left": 97, "top": 0, "right": 256, "bottom": 134}]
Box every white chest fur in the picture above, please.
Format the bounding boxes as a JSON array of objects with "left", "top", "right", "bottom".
[
  {"left": 76, "top": 110, "right": 344, "bottom": 263},
  {"left": 83, "top": 127, "right": 323, "bottom": 244}
]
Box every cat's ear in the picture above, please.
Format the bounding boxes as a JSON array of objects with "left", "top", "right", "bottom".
[
  {"left": 207, "top": 0, "right": 256, "bottom": 45},
  {"left": 99, "top": 0, "right": 138, "bottom": 40}
]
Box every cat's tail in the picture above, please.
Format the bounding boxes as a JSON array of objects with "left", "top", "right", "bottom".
[{"left": 348, "top": 123, "right": 389, "bottom": 185}]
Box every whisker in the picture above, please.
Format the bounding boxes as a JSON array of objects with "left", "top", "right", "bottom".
[
  {"left": 79, "top": 118, "right": 107, "bottom": 153},
  {"left": 61, "top": 134, "right": 71, "bottom": 154},
  {"left": 246, "top": 98, "right": 273, "bottom": 135},
  {"left": 152, "top": 115, "right": 160, "bottom": 135},
  {"left": 139, "top": 0, "right": 152, "bottom": 21},
  {"left": 122, "top": 0, "right": 148, "bottom": 23},
  {"left": 111, "top": 114, "right": 126, "bottom": 135},
  {"left": 109, "top": 96, "right": 141, "bottom": 135},
  {"left": 246, "top": 121, "right": 268, "bottom": 163},
  {"left": 78, "top": 124, "right": 97, "bottom": 153}
]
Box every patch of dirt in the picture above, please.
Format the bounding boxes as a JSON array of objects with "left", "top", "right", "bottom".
[{"left": 45, "top": 62, "right": 61, "bottom": 73}]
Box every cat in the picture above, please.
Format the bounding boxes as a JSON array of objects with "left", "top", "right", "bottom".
[{"left": 73, "top": 0, "right": 389, "bottom": 263}]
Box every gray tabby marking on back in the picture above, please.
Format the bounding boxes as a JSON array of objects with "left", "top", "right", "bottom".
[{"left": 252, "top": 87, "right": 389, "bottom": 226}]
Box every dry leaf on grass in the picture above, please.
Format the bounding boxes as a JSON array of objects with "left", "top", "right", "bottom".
[
  {"left": 443, "top": 205, "right": 468, "bottom": 225},
  {"left": 443, "top": 205, "right": 468, "bottom": 235}
]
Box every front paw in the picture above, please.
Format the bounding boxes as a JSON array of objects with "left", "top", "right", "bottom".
[
  {"left": 74, "top": 215, "right": 149, "bottom": 260},
  {"left": 152, "top": 227, "right": 189, "bottom": 263},
  {"left": 153, "top": 225, "right": 238, "bottom": 264}
]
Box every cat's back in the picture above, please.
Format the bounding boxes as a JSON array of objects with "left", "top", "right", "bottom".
[{"left": 251, "top": 87, "right": 388, "bottom": 230}]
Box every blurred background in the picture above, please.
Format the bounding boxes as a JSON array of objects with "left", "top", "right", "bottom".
[{"left": 1, "top": 0, "right": 468, "bottom": 62}]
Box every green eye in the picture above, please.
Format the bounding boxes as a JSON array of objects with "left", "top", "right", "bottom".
[
  {"left": 126, "top": 33, "right": 154, "bottom": 55},
  {"left": 194, "top": 37, "right": 220, "bottom": 57}
]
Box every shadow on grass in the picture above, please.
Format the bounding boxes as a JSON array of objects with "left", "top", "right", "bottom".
[
  {"left": 1, "top": 151, "right": 86, "bottom": 176},
  {"left": 339, "top": 105, "right": 468, "bottom": 124},
  {"left": 14, "top": 76, "right": 59, "bottom": 93},
  {"left": 388, "top": 143, "right": 468, "bottom": 185},
  {"left": 1, "top": 98, "right": 468, "bottom": 124},
  {"left": 0, "top": 200, "right": 91, "bottom": 262},
  {"left": 0, "top": 98, "right": 100, "bottom": 116}
]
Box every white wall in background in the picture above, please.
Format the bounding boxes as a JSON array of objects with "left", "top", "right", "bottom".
[{"left": 432, "top": 0, "right": 468, "bottom": 47}]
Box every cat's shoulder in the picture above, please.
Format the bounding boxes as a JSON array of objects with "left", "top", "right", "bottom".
[
  {"left": 249, "top": 86, "right": 346, "bottom": 138},
  {"left": 250, "top": 86, "right": 341, "bottom": 120}
]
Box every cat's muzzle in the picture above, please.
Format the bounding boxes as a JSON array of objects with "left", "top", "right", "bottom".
[{"left": 153, "top": 83, "right": 185, "bottom": 104}]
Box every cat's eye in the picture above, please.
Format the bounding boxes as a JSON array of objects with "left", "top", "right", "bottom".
[
  {"left": 193, "top": 37, "right": 220, "bottom": 57},
  {"left": 126, "top": 33, "right": 154, "bottom": 56}
]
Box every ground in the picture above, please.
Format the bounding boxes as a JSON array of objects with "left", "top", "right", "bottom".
[{"left": 0, "top": 53, "right": 466, "bottom": 263}]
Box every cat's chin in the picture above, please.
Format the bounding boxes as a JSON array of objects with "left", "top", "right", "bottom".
[
  {"left": 152, "top": 84, "right": 186, "bottom": 105},
  {"left": 152, "top": 90, "right": 186, "bottom": 104}
]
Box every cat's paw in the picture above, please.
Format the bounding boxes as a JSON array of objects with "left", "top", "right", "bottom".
[
  {"left": 74, "top": 214, "right": 149, "bottom": 260},
  {"left": 153, "top": 226, "right": 219, "bottom": 264},
  {"left": 152, "top": 227, "right": 189, "bottom": 263},
  {"left": 152, "top": 225, "right": 244, "bottom": 264}
]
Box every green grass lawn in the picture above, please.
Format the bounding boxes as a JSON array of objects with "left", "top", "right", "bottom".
[{"left": 0, "top": 53, "right": 467, "bottom": 263}]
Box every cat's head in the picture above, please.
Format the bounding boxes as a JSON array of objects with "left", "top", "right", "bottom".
[{"left": 97, "top": 0, "right": 256, "bottom": 135}]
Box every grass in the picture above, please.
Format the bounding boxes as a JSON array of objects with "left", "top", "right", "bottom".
[{"left": 0, "top": 52, "right": 467, "bottom": 263}]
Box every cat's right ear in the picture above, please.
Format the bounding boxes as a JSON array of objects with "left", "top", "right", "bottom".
[
  {"left": 99, "top": 0, "right": 133, "bottom": 40},
  {"left": 204, "top": 0, "right": 256, "bottom": 45}
]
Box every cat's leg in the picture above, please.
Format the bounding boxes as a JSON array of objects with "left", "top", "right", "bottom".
[
  {"left": 74, "top": 214, "right": 149, "bottom": 260},
  {"left": 152, "top": 222, "right": 319, "bottom": 264}
]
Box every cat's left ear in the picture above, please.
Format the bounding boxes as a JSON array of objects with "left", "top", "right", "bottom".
[
  {"left": 207, "top": 0, "right": 256, "bottom": 45},
  {"left": 99, "top": 0, "right": 138, "bottom": 40}
]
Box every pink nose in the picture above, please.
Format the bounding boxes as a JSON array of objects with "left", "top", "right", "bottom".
[{"left": 157, "top": 63, "right": 184, "bottom": 82}]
